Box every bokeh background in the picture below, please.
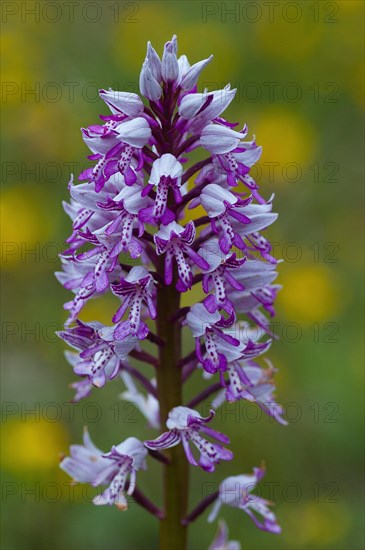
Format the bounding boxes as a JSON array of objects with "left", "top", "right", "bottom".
[{"left": 1, "top": 1, "right": 364, "bottom": 549}]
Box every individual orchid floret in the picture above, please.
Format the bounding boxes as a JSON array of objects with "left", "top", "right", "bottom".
[
  {"left": 70, "top": 242, "right": 117, "bottom": 292},
  {"left": 60, "top": 428, "right": 147, "bottom": 510},
  {"left": 240, "top": 361, "right": 287, "bottom": 424},
  {"left": 214, "top": 137, "right": 263, "bottom": 192},
  {"left": 199, "top": 240, "right": 246, "bottom": 314},
  {"left": 229, "top": 201, "right": 278, "bottom": 241},
  {"left": 198, "top": 204, "right": 277, "bottom": 262},
  {"left": 229, "top": 283, "right": 281, "bottom": 335},
  {"left": 80, "top": 117, "right": 151, "bottom": 191},
  {"left": 60, "top": 427, "right": 112, "bottom": 483},
  {"left": 144, "top": 407, "right": 233, "bottom": 472},
  {"left": 178, "top": 85, "right": 237, "bottom": 131},
  {"left": 154, "top": 221, "right": 209, "bottom": 291},
  {"left": 227, "top": 258, "right": 278, "bottom": 292},
  {"left": 224, "top": 257, "right": 280, "bottom": 335},
  {"left": 187, "top": 307, "right": 271, "bottom": 376},
  {"left": 212, "top": 359, "right": 287, "bottom": 425},
  {"left": 58, "top": 247, "right": 124, "bottom": 325},
  {"left": 95, "top": 183, "right": 149, "bottom": 259},
  {"left": 209, "top": 520, "right": 240, "bottom": 550},
  {"left": 199, "top": 184, "right": 252, "bottom": 253},
  {"left": 55, "top": 257, "right": 102, "bottom": 323},
  {"left": 93, "top": 437, "right": 147, "bottom": 508},
  {"left": 120, "top": 371, "right": 160, "bottom": 430},
  {"left": 207, "top": 467, "right": 281, "bottom": 534},
  {"left": 232, "top": 322, "right": 273, "bottom": 361},
  {"left": 111, "top": 266, "right": 156, "bottom": 341},
  {"left": 245, "top": 231, "right": 277, "bottom": 263},
  {"left": 63, "top": 176, "right": 117, "bottom": 245},
  {"left": 57, "top": 320, "right": 136, "bottom": 388},
  {"left": 62, "top": 194, "right": 94, "bottom": 242},
  {"left": 186, "top": 304, "right": 240, "bottom": 374},
  {"left": 141, "top": 153, "right": 183, "bottom": 222}
]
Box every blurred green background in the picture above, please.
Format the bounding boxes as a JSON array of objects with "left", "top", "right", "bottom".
[{"left": 1, "top": 1, "right": 364, "bottom": 549}]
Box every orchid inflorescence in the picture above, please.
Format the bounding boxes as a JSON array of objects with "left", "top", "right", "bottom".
[{"left": 58, "top": 35, "right": 286, "bottom": 549}]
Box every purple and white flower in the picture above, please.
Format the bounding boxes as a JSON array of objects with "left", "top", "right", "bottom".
[
  {"left": 186, "top": 304, "right": 240, "bottom": 374},
  {"left": 144, "top": 407, "right": 233, "bottom": 472},
  {"left": 214, "top": 137, "right": 263, "bottom": 193},
  {"left": 111, "top": 266, "right": 156, "bottom": 341},
  {"left": 95, "top": 183, "right": 149, "bottom": 259},
  {"left": 199, "top": 184, "right": 252, "bottom": 254},
  {"left": 212, "top": 359, "right": 287, "bottom": 425},
  {"left": 207, "top": 467, "right": 281, "bottom": 534},
  {"left": 60, "top": 428, "right": 147, "bottom": 510},
  {"left": 141, "top": 153, "right": 183, "bottom": 222},
  {"left": 196, "top": 240, "right": 247, "bottom": 316},
  {"left": 178, "top": 85, "right": 237, "bottom": 132},
  {"left": 57, "top": 320, "right": 136, "bottom": 388},
  {"left": 79, "top": 117, "right": 151, "bottom": 191},
  {"left": 154, "top": 222, "right": 209, "bottom": 291}
]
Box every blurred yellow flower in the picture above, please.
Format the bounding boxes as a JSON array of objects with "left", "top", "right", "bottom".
[
  {"left": 1, "top": 185, "right": 53, "bottom": 269},
  {"left": 277, "top": 264, "right": 342, "bottom": 323},
  {"left": 254, "top": 109, "right": 316, "bottom": 186},
  {"left": 1, "top": 419, "right": 69, "bottom": 473}
]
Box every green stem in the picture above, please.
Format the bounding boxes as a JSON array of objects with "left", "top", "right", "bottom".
[{"left": 156, "top": 259, "right": 189, "bottom": 550}]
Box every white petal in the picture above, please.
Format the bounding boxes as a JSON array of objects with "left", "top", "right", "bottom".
[
  {"left": 99, "top": 89, "right": 144, "bottom": 117},
  {"left": 207, "top": 499, "right": 222, "bottom": 523},
  {"left": 179, "top": 85, "right": 236, "bottom": 121},
  {"left": 115, "top": 117, "right": 151, "bottom": 148},
  {"left": 149, "top": 153, "right": 183, "bottom": 186},
  {"left": 201, "top": 183, "right": 237, "bottom": 217},
  {"left": 155, "top": 220, "right": 184, "bottom": 240},
  {"left": 113, "top": 437, "right": 147, "bottom": 470},
  {"left": 166, "top": 406, "right": 201, "bottom": 430},
  {"left": 180, "top": 55, "right": 213, "bottom": 91},
  {"left": 200, "top": 124, "right": 245, "bottom": 154},
  {"left": 139, "top": 61, "right": 162, "bottom": 101}
]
